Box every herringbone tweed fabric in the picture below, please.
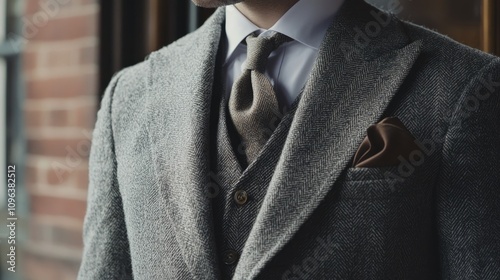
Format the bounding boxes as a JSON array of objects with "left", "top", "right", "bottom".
[{"left": 77, "top": 0, "right": 500, "bottom": 279}]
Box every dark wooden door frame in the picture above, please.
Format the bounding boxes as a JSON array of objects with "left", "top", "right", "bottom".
[
  {"left": 98, "top": 0, "right": 215, "bottom": 98},
  {"left": 482, "top": 0, "right": 499, "bottom": 55}
]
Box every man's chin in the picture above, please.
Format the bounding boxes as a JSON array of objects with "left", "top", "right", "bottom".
[{"left": 191, "top": 0, "right": 244, "bottom": 8}]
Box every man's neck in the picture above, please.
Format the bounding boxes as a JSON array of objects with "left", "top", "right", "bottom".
[{"left": 234, "top": 0, "right": 300, "bottom": 29}]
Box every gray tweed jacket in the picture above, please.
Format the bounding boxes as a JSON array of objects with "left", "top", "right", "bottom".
[{"left": 77, "top": 0, "right": 500, "bottom": 279}]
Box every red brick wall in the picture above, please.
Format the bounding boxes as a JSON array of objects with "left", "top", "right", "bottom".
[{"left": 22, "top": 0, "right": 99, "bottom": 279}]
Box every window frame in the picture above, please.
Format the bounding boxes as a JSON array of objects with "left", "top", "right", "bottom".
[
  {"left": 0, "top": 1, "right": 25, "bottom": 279},
  {"left": 1, "top": 0, "right": 25, "bottom": 209},
  {"left": 0, "top": 0, "right": 7, "bottom": 210}
]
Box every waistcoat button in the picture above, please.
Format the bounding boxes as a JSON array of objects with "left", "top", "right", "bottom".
[
  {"left": 222, "top": 249, "right": 239, "bottom": 265},
  {"left": 234, "top": 190, "right": 248, "bottom": 205}
]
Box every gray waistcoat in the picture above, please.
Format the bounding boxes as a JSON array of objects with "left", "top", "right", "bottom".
[{"left": 209, "top": 59, "right": 302, "bottom": 279}]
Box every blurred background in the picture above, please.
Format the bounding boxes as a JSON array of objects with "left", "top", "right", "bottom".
[{"left": 0, "top": 0, "right": 498, "bottom": 279}]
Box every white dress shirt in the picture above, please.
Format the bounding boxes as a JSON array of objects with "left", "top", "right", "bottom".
[{"left": 222, "top": 0, "right": 345, "bottom": 110}]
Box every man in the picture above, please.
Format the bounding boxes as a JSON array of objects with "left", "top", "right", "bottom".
[{"left": 78, "top": 0, "right": 500, "bottom": 279}]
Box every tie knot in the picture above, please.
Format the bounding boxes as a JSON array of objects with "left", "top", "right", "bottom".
[{"left": 244, "top": 32, "right": 292, "bottom": 72}]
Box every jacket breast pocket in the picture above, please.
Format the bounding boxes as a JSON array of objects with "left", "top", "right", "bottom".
[{"left": 338, "top": 165, "right": 427, "bottom": 200}]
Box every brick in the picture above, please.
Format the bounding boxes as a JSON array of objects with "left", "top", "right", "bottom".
[
  {"left": 24, "top": 252, "right": 80, "bottom": 280},
  {"left": 25, "top": 108, "right": 46, "bottom": 127},
  {"left": 47, "top": 109, "right": 70, "bottom": 127},
  {"left": 27, "top": 138, "right": 92, "bottom": 158},
  {"left": 74, "top": 167, "right": 89, "bottom": 190},
  {"left": 26, "top": 74, "right": 98, "bottom": 99},
  {"left": 30, "top": 194, "right": 87, "bottom": 220},
  {"left": 46, "top": 162, "right": 72, "bottom": 185},
  {"left": 25, "top": 0, "right": 42, "bottom": 16},
  {"left": 25, "top": 13, "right": 97, "bottom": 41},
  {"left": 24, "top": 255, "right": 60, "bottom": 280},
  {"left": 79, "top": 44, "right": 98, "bottom": 65},
  {"left": 72, "top": 104, "right": 97, "bottom": 128},
  {"left": 23, "top": 50, "right": 39, "bottom": 70},
  {"left": 26, "top": 165, "right": 39, "bottom": 185}
]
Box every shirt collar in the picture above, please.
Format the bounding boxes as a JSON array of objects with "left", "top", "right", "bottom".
[{"left": 224, "top": 0, "right": 345, "bottom": 62}]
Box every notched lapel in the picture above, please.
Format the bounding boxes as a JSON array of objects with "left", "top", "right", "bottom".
[
  {"left": 234, "top": 1, "right": 423, "bottom": 278},
  {"left": 145, "top": 7, "right": 225, "bottom": 280}
]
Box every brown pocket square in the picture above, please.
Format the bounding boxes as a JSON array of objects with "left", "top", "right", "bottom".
[{"left": 352, "top": 117, "right": 421, "bottom": 168}]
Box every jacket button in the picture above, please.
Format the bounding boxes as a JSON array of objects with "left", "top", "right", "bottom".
[
  {"left": 222, "top": 249, "right": 239, "bottom": 265},
  {"left": 234, "top": 190, "right": 248, "bottom": 205}
]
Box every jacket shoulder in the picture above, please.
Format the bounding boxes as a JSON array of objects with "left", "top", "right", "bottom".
[
  {"left": 107, "top": 59, "right": 150, "bottom": 120},
  {"left": 398, "top": 19, "right": 497, "bottom": 71},
  {"left": 394, "top": 18, "right": 499, "bottom": 109},
  {"left": 107, "top": 6, "right": 225, "bottom": 110}
]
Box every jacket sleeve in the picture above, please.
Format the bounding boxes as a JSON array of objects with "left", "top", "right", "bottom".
[
  {"left": 77, "top": 71, "right": 133, "bottom": 280},
  {"left": 436, "top": 58, "right": 500, "bottom": 279}
]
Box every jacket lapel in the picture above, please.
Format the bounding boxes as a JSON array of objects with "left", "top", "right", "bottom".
[
  {"left": 235, "top": 1, "right": 423, "bottom": 279},
  {"left": 145, "top": 7, "right": 225, "bottom": 279}
]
